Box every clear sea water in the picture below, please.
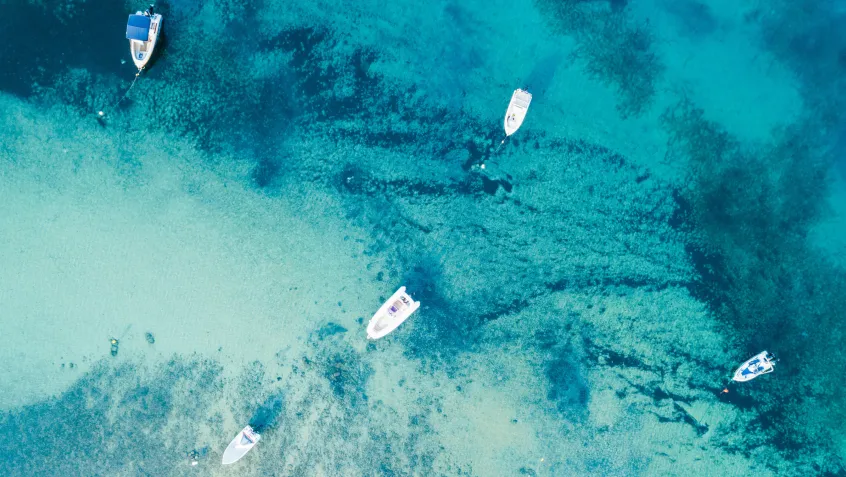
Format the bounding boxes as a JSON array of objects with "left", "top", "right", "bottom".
[{"left": 1, "top": 0, "right": 845, "bottom": 475}]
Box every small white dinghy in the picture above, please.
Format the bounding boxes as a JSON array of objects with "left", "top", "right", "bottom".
[
  {"left": 367, "top": 286, "right": 420, "bottom": 340},
  {"left": 732, "top": 351, "right": 776, "bottom": 383},
  {"left": 504, "top": 89, "right": 532, "bottom": 137},
  {"left": 221, "top": 425, "right": 261, "bottom": 465},
  {"left": 126, "top": 5, "right": 162, "bottom": 70}
]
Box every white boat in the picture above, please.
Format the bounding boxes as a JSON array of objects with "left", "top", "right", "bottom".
[
  {"left": 503, "top": 89, "right": 532, "bottom": 137},
  {"left": 126, "top": 6, "right": 162, "bottom": 70},
  {"left": 732, "top": 351, "right": 776, "bottom": 383},
  {"left": 221, "top": 425, "right": 261, "bottom": 465},
  {"left": 366, "top": 286, "right": 420, "bottom": 340}
]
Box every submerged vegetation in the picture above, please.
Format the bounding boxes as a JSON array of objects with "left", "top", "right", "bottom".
[
  {"left": 0, "top": 359, "right": 225, "bottom": 475},
  {"left": 537, "top": 0, "right": 663, "bottom": 118},
  {"left": 663, "top": 97, "right": 846, "bottom": 471}
]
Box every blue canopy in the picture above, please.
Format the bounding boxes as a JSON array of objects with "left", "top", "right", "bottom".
[{"left": 126, "top": 14, "right": 151, "bottom": 41}]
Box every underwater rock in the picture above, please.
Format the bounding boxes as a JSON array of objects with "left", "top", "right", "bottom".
[
  {"left": 545, "top": 351, "right": 589, "bottom": 417},
  {"left": 480, "top": 175, "right": 513, "bottom": 195},
  {"left": 249, "top": 391, "right": 285, "bottom": 432},
  {"left": 316, "top": 322, "right": 347, "bottom": 340}
]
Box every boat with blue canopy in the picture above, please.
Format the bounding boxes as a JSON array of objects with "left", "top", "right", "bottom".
[{"left": 126, "top": 5, "right": 162, "bottom": 70}]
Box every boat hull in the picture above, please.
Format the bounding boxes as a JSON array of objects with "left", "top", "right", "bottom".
[
  {"left": 221, "top": 426, "right": 260, "bottom": 465},
  {"left": 130, "top": 13, "right": 162, "bottom": 70},
  {"left": 732, "top": 351, "right": 775, "bottom": 382},
  {"left": 366, "top": 286, "right": 420, "bottom": 340},
  {"left": 504, "top": 89, "right": 532, "bottom": 136}
]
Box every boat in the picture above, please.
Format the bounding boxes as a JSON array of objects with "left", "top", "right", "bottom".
[
  {"left": 503, "top": 89, "right": 532, "bottom": 137},
  {"left": 366, "top": 286, "right": 420, "bottom": 340},
  {"left": 732, "top": 351, "right": 776, "bottom": 383},
  {"left": 221, "top": 425, "right": 261, "bottom": 465},
  {"left": 126, "top": 5, "right": 162, "bottom": 70}
]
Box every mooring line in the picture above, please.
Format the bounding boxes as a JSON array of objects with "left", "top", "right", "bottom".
[{"left": 97, "top": 68, "right": 143, "bottom": 119}]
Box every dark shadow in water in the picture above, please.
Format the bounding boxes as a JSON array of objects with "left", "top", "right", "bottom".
[
  {"left": 661, "top": 0, "right": 718, "bottom": 38},
  {"left": 252, "top": 157, "right": 284, "bottom": 188},
  {"left": 569, "top": 0, "right": 629, "bottom": 11},
  {"left": 544, "top": 351, "right": 589, "bottom": 417},
  {"left": 315, "top": 322, "right": 348, "bottom": 341},
  {"left": 141, "top": 28, "right": 168, "bottom": 73},
  {"left": 398, "top": 255, "right": 486, "bottom": 368},
  {"left": 260, "top": 26, "right": 380, "bottom": 124},
  {"left": 831, "top": 121, "right": 846, "bottom": 179},
  {"left": 400, "top": 255, "right": 445, "bottom": 306},
  {"left": 249, "top": 390, "right": 285, "bottom": 433},
  {"left": 523, "top": 51, "right": 564, "bottom": 98},
  {"left": 533, "top": 328, "right": 591, "bottom": 420},
  {"left": 0, "top": 0, "right": 129, "bottom": 96}
]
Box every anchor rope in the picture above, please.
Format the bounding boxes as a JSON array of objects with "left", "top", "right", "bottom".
[{"left": 97, "top": 68, "right": 143, "bottom": 119}]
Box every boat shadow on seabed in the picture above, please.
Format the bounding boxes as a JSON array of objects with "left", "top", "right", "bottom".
[{"left": 248, "top": 391, "right": 286, "bottom": 433}]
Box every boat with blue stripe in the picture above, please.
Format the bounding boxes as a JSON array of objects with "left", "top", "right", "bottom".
[{"left": 732, "top": 351, "right": 776, "bottom": 383}]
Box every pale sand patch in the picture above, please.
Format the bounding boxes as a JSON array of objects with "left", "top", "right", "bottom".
[
  {"left": 0, "top": 95, "right": 381, "bottom": 410},
  {"left": 366, "top": 349, "right": 548, "bottom": 475}
]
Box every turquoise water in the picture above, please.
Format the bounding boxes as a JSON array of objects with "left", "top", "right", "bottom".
[{"left": 1, "top": 0, "right": 845, "bottom": 475}]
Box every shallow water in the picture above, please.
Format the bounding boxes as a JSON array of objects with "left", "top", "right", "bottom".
[{"left": 1, "top": 0, "right": 845, "bottom": 475}]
